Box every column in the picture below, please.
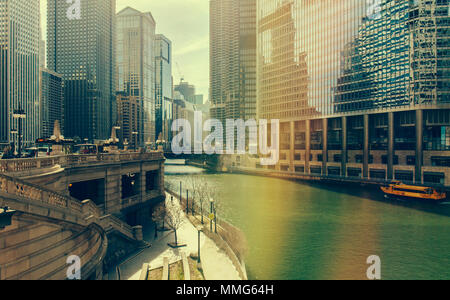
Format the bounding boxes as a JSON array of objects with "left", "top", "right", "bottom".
[
  {"left": 342, "top": 116, "right": 347, "bottom": 177},
  {"left": 290, "top": 121, "right": 295, "bottom": 172},
  {"left": 415, "top": 109, "right": 423, "bottom": 183},
  {"left": 387, "top": 112, "right": 394, "bottom": 180},
  {"left": 363, "top": 114, "right": 370, "bottom": 178},
  {"left": 322, "top": 118, "right": 328, "bottom": 175},
  {"left": 305, "top": 119, "right": 311, "bottom": 174}
]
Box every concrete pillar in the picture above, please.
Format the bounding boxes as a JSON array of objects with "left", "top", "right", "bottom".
[
  {"left": 322, "top": 118, "right": 328, "bottom": 175},
  {"left": 140, "top": 164, "right": 146, "bottom": 198},
  {"left": 133, "top": 225, "right": 143, "bottom": 241},
  {"left": 387, "top": 112, "right": 395, "bottom": 180},
  {"left": 342, "top": 116, "right": 347, "bottom": 177},
  {"left": 363, "top": 114, "right": 370, "bottom": 178},
  {"left": 305, "top": 119, "right": 311, "bottom": 174},
  {"left": 415, "top": 109, "right": 423, "bottom": 183},
  {"left": 290, "top": 121, "right": 295, "bottom": 172}
]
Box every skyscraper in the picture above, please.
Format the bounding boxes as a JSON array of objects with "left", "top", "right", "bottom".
[
  {"left": 116, "top": 6, "right": 156, "bottom": 146},
  {"left": 47, "top": 0, "right": 116, "bottom": 141},
  {"left": 0, "top": 0, "right": 41, "bottom": 148},
  {"left": 155, "top": 34, "right": 173, "bottom": 144},
  {"left": 209, "top": 0, "right": 257, "bottom": 124},
  {"left": 257, "top": 0, "right": 450, "bottom": 185},
  {"left": 39, "top": 68, "right": 63, "bottom": 138}
]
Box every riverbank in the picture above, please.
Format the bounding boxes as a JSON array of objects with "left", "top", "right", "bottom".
[{"left": 109, "top": 192, "right": 241, "bottom": 280}]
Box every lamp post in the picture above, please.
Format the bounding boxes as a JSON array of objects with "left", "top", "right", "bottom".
[
  {"left": 196, "top": 225, "right": 203, "bottom": 264},
  {"left": 210, "top": 198, "right": 214, "bottom": 232},
  {"left": 186, "top": 190, "right": 189, "bottom": 214},
  {"left": 13, "top": 108, "right": 26, "bottom": 158},
  {"left": 132, "top": 132, "right": 138, "bottom": 150}
]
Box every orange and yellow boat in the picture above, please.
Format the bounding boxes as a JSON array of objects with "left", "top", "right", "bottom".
[{"left": 381, "top": 181, "right": 447, "bottom": 202}]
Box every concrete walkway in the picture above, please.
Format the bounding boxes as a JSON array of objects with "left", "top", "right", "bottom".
[{"left": 114, "top": 193, "right": 240, "bottom": 280}]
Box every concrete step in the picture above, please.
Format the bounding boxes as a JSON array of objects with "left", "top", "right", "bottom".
[
  {"left": 0, "top": 228, "right": 98, "bottom": 280},
  {"left": 0, "top": 223, "right": 62, "bottom": 251}
]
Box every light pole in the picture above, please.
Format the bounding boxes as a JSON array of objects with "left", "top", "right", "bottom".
[
  {"left": 210, "top": 198, "right": 214, "bottom": 232},
  {"left": 197, "top": 225, "right": 203, "bottom": 264},
  {"left": 13, "top": 108, "right": 26, "bottom": 157},
  {"left": 186, "top": 190, "right": 189, "bottom": 214}
]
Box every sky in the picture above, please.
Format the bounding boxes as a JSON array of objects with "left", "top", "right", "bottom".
[{"left": 40, "top": 0, "right": 210, "bottom": 99}]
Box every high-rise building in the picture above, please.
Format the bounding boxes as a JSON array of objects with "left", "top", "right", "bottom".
[
  {"left": 256, "top": 0, "right": 450, "bottom": 186},
  {"left": 0, "top": 0, "right": 41, "bottom": 148},
  {"left": 39, "top": 68, "right": 63, "bottom": 138},
  {"left": 210, "top": 0, "right": 257, "bottom": 124},
  {"left": 47, "top": 0, "right": 116, "bottom": 141},
  {"left": 174, "top": 81, "right": 196, "bottom": 103},
  {"left": 116, "top": 7, "right": 156, "bottom": 146},
  {"left": 155, "top": 34, "right": 173, "bottom": 144},
  {"left": 116, "top": 92, "right": 139, "bottom": 148}
]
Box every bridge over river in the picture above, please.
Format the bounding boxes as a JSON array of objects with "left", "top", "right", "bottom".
[{"left": 0, "top": 152, "right": 165, "bottom": 280}]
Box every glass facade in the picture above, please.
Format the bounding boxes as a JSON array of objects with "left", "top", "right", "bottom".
[
  {"left": 155, "top": 34, "right": 173, "bottom": 144},
  {"left": 0, "top": 0, "right": 40, "bottom": 147},
  {"left": 257, "top": 0, "right": 450, "bottom": 120},
  {"left": 47, "top": 0, "right": 116, "bottom": 141},
  {"left": 116, "top": 7, "right": 156, "bottom": 145},
  {"left": 39, "top": 68, "right": 63, "bottom": 138}
]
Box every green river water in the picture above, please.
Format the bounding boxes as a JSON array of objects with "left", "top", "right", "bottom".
[{"left": 165, "top": 162, "right": 450, "bottom": 280}]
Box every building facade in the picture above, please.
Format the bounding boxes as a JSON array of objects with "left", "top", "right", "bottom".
[
  {"left": 256, "top": 0, "right": 450, "bottom": 186},
  {"left": 155, "top": 34, "right": 173, "bottom": 145},
  {"left": 116, "top": 7, "right": 156, "bottom": 146},
  {"left": 210, "top": 0, "right": 257, "bottom": 124},
  {"left": 47, "top": 0, "right": 116, "bottom": 141},
  {"left": 174, "top": 81, "right": 196, "bottom": 103},
  {"left": 39, "top": 68, "right": 63, "bottom": 138},
  {"left": 0, "top": 0, "right": 40, "bottom": 148}
]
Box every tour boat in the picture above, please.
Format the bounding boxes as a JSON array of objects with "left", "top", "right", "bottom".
[{"left": 381, "top": 181, "right": 447, "bottom": 202}]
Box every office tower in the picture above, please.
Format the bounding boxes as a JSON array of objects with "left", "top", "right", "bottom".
[
  {"left": 116, "top": 7, "right": 156, "bottom": 146},
  {"left": 40, "top": 38, "right": 46, "bottom": 68},
  {"left": 0, "top": 0, "right": 41, "bottom": 148},
  {"left": 210, "top": 0, "right": 257, "bottom": 124},
  {"left": 174, "top": 81, "right": 196, "bottom": 103},
  {"left": 116, "top": 92, "right": 139, "bottom": 148},
  {"left": 39, "top": 68, "right": 63, "bottom": 138},
  {"left": 47, "top": 0, "right": 116, "bottom": 141},
  {"left": 257, "top": 0, "right": 450, "bottom": 186},
  {"left": 155, "top": 34, "right": 173, "bottom": 144}
]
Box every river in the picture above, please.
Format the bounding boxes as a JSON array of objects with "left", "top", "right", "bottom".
[{"left": 165, "top": 161, "right": 450, "bottom": 280}]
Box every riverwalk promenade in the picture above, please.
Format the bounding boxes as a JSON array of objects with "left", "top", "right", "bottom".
[{"left": 109, "top": 193, "right": 240, "bottom": 280}]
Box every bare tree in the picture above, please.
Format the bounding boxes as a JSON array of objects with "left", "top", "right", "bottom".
[
  {"left": 165, "top": 199, "right": 185, "bottom": 246},
  {"left": 152, "top": 204, "right": 167, "bottom": 233},
  {"left": 196, "top": 179, "right": 210, "bottom": 224},
  {"left": 187, "top": 176, "right": 202, "bottom": 215}
]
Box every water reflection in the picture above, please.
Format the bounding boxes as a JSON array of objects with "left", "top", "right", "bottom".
[{"left": 165, "top": 162, "right": 450, "bottom": 280}]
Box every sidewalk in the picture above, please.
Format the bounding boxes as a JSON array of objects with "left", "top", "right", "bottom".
[{"left": 115, "top": 193, "right": 240, "bottom": 280}]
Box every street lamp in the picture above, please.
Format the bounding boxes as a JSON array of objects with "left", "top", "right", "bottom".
[
  {"left": 0, "top": 207, "right": 16, "bottom": 230},
  {"left": 13, "top": 108, "right": 26, "bottom": 157},
  {"left": 210, "top": 198, "right": 214, "bottom": 233},
  {"left": 196, "top": 225, "right": 203, "bottom": 265}
]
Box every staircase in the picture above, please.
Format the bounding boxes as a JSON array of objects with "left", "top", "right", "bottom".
[{"left": 0, "top": 173, "right": 141, "bottom": 280}]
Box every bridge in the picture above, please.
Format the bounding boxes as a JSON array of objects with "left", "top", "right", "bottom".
[{"left": 0, "top": 152, "right": 166, "bottom": 280}]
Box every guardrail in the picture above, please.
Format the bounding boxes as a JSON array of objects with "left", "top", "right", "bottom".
[{"left": 0, "top": 152, "right": 165, "bottom": 173}]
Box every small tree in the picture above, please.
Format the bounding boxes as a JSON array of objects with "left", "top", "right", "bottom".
[
  {"left": 187, "top": 176, "right": 201, "bottom": 215},
  {"left": 165, "top": 199, "right": 185, "bottom": 246},
  {"left": 152, "top": 203, "right": 166, "bottom": 232},
  {"left": 196, "top": 179, "right": 210, "bottom": 224}
]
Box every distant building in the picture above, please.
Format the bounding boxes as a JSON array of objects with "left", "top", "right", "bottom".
[
  {"left": 116, "top": 92, "right": 139, "bottom": 148},
  {"left": 155, "top": 34, "right": 173, "bottom": 144},
  {"left": 47, "top": 0, "right": 116, "bottom": 141},
  {"left": 0, "top": 0, "right": 41, "bottom": 147},
  {"left": 40, "top": 68, "right": 63, "bottom": 138},
  {"left": 210, "top": 0, "right": 257, "bottom": 124},
  {"left": 116, "top": 7, "right": 156, "bottom": 146}
]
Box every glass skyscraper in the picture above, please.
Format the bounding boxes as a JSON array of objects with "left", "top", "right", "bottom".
[
  {"left": 116, "top": 7, "right": 156, "bottom": 146},
  {"left": 0, "top": 0, "right": 40, "bottom": 148},
  {"left": 47, "top": 0, "right": 116, "bottom": 141},
  {"left": 155, "top": 34, "right": 173, "bottom": 145},
  {"left": 256, "top": 0, "right": 450, "bottom": 186}
]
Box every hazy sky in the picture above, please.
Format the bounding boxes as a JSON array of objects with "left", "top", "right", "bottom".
[{"left": 40, "top": 0, "right": 209, "bottom": 99}]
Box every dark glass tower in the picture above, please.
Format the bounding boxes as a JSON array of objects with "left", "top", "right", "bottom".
[{"left": 47, "top": 0, "right": 116, "bottom": 141}]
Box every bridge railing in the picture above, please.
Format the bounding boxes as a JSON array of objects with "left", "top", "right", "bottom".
[{"left": 0, "top": 152, "right": 165, "bottom": 173}]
